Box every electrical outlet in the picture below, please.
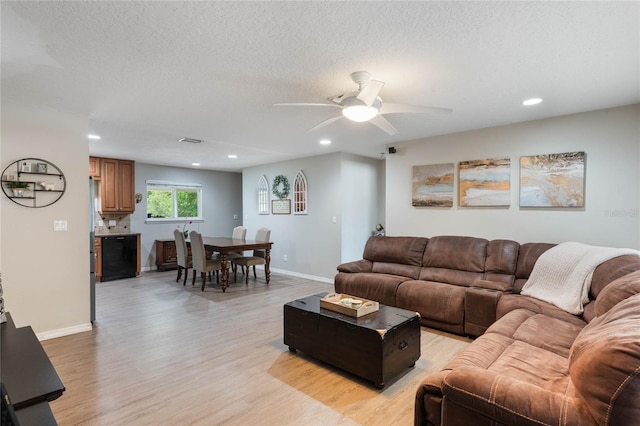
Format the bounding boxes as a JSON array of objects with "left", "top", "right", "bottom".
[
  {"left": 53, "top": 220, "right": 67, "bottom": 231},
  {"left": 98, "top": 220, "right": 104, "bottom": 227},
  {"left": 283, "top": 254, "right": 288, "bottom": 262}
]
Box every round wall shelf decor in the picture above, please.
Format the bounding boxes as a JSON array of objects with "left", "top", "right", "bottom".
[{"left": 2, "top": 158, "right": 66, "bottom": 208}]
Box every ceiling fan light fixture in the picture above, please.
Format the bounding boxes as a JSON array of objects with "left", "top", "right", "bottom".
[{"left": 342, "top": 105, "right": 379, "bottom": 122}]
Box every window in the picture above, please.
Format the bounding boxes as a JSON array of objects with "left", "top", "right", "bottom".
[
  {"left": 258, "top": 175, "right": 269, "bottom": 214},
  {"left": 146, "top": 180, "right": 202, "bottom": 221},
  {"left": 293, "top": 170, "right": 307, "bottom": 214}
]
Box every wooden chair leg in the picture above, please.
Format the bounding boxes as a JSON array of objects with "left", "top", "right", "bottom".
[
  {"left": 245, "top": 269, "right": 249, "bottom": 285},
  {"left": 216, "top": 271, "right": 220, "bottom": 284},
  {"left": 192, "top": 269, "right": 197, "bottom": 287},
  {"left": 201, "top": 272, "right": 206, "bottom": 291},
  {"left": 253, "top": 265, "right": 257, "bottom": 279},
  {"left": 176, "top": 266, "right": 182, "bottom": 283},
  {"left": 183, "top": 268, "right": 189, "bottom": 286},
  {"left": 233, "top": 265, "right": 238, "bottom": 282}
]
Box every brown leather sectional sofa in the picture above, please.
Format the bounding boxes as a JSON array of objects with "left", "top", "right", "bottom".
[{"left": 334, "top": 235, "right": 640, "bottom": 426}]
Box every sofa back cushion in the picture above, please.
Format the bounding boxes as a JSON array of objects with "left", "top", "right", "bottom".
[
  {"left": 363, "top": 236, "right": 428, "bottom": 280},
  {"left": 419, "top": 236, "right": 487, "bottom": 286},
  {"left": 594, "top": 270, "right": 640, "bottom": 317},
  {"left": 590, "top": 254, "right": 640, "bottom": 300},
  {"left": 422, "top": 236, "right": 487, "bottom": 271},
  {"left": 513, "top": 243, "right": 555, "bottom": 293},
  {"left": 484, "top": 239, "right": 519, "bottom": 287},
  {"left": 363, "top": 236, "right": 428, "bottom": 266},
  {"left": 569, "top": 293, "right": 640, "bottom": 425}
]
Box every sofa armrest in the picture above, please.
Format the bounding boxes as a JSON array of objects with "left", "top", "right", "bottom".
[
  {"left": 415, "top": 370, "right": 451, "bottom": 426},
  {"left": 336, "top": 259, "right": 373, "bottom": 273},
  {"left": 464, "top": 287, "right": 503, "bottom": 336},
  {"left": 442, "top": 367, "right": 596, "bottom": 426},
  {"left": 472, "top": 279, "right": 513, "bottom": 292}
]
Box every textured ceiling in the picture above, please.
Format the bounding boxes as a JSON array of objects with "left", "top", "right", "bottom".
[{"left": 2, "top": 1, "right": 639, "bottom": 172}]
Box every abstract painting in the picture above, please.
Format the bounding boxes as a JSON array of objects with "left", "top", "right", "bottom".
[
  {"left": 412, "top": 163, "right": 454, "bottom": 207},
  {"left": 459, "top": 158, "right": 511, "bottom": 207},
  {"left": 519, "top": 151, "right": 585, "bottom": 207}
]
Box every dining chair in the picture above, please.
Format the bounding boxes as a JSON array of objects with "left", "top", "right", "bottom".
[
  {"left": 227, "top": 226, "right": 247, "bottom": 273},
  {"left": 189, "top": 231, "right": 223, "bottom": 291},
  {"left": 232, "top": 227, "right": 270, "bottom": 285},
  {"left": 173, "top": 229, "right": 192, "bottom": 286}
]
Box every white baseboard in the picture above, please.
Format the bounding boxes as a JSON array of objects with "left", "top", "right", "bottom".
[
  {"left": 266, "top": 267, "right": 333, "bottom": 284},
  {"left": 36, "top": 322, "right": 93, "bottom": 341}
]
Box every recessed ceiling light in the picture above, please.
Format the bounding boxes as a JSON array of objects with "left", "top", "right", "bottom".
[
  {"left": 178, "top": 137, "right": 204, "bottom": 144},
  {"left": 320, "top": 139, "right": 331, "bottom": 145},
  {"left": 191, "top": 163, "right": 200, "bottom": 166},
  {"left": 228, "top": 154, "right": 237, "bottom": 159},
  {"left": 522, "top": 98, "right": 543, "bottom": 106},
  {"left": 88, "top": 134, "right": 101, "bottom": 140}
]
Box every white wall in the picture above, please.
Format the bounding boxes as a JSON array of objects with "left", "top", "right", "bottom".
[
  {"left": 1, "top": 105, "right": 91, "bottom": 336},
  {"left": 242, "top": 153, "right": 379, "bottom": 282},
  {"left": 131, "top": 163, "right": 243, "bottom": 270},
  {"left": 341, "top": 154, "right": 384, "bottom": 263},
  {"left": 386, "top": 104, "right": 640, "bottom": 249}
]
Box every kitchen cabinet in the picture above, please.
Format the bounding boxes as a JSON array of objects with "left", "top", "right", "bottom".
[
  {"left": 94, "top": 237, "right": 102, "bottom": 282},
  {"left": 156, "top": 239, "right": 178, "bottom": 271},
  {"left": 99, "top": 158, "right": 135, "bottom": 213},
  {"left": 89, "top": 156, "right": 101, "bottom": 178}
]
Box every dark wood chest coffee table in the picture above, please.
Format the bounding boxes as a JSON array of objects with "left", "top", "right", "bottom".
[{"left": 283, "top": 293, "right": 421, "bottom": 388}]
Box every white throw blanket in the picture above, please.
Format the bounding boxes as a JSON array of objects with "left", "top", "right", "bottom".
[{"left": 521, "top": 242, "right": 640, "bottom": 314}]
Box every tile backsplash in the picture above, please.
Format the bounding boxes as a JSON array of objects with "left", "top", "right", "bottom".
[{"left": 94, "top": 211, "right": 131, "bottom": 234}]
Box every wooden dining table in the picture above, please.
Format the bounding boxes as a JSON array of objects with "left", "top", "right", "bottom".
[{"left": 202, "top": 237, "right": 273, "bottom": 292}]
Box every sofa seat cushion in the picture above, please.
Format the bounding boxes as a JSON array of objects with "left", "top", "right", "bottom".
[
  {"left": 396, "top": 280, "right": 465, "bottom": 331},
  {"left": 569, "top": 293, "right": 640, "bottom": 425},
  {"left": 487, "top": 309, "right": 585, "bottom": 358},
  {"left": 334, "top": 272, "right": 410, "bottom": 306},
  {"left": 496, "top": 293, "right": 587, "bottom": 325}
]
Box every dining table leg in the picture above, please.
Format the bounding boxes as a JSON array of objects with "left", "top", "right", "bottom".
[
  {"left": 265, "top": 248, "right": 271, "bottom": 284},
  {"left": 221, "top": 254, "right": 229, "bottom": 292}
]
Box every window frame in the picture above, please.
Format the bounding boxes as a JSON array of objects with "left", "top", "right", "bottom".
[
  {"left": 145, "top": 180, "right": 203, "bottom": 223},
  {"left": 257, "top": 175, "right": 270, "bottom": 215},
  {"left": 293, "top": 170, "right": 308, "bottom": 215}
]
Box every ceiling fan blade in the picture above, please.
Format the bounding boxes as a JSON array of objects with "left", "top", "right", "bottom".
[
  {"left": 356, "top": 80, "right": 385, "bottom": 106},
  {"left": 308, "top": 115, "right": 343, "bottom": 132},
  {"left": 274, "top": 102, "right": 342, "bottom": 108},
  {"left": 380, "top": 102, "right": 453, "bottom": 115},
  {"left": 369, "top": 115, "right": 398, "bottom": 136}
]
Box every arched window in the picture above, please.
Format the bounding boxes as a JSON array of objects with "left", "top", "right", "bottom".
[
  {"left": 257, "top": 175, "right": 269, "bottom": 214},
  {"left": 293, "top": 170, "right": 308, "bottom": 214}
]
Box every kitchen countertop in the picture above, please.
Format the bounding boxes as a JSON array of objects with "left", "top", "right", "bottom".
[{"left": 95, "top": 232, "right": 140, "bottom": 237}]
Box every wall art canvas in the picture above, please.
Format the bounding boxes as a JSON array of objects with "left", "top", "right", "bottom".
[
  {"left": 459, "top": 158, "right": 511, "bottom": 207},
  {"left": 519, "top": 151, "right": 585, "bottom": 207},
  {"left": 412, "top": 163, "right": 454, "bottom": 207}
]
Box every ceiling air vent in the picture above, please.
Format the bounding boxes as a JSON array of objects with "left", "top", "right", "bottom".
[{"left": 178, "top": 137, "right": 204, "bottom": 144}]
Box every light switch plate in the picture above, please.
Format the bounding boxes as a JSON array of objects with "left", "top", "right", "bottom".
[
  {"left": 54, "top": 220, "right": 67, "bottom": 231},
  {"left": 109, "top": 220, "right": 116, "bottom": 226}
]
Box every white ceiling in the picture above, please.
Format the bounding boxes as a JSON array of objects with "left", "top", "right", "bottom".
[{"left": 2, "top": 1, "right": 638, "bottom": 172}]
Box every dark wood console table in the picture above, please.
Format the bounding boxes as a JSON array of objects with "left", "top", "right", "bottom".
[{"left": 1, "top": 313, "right": 64, "bottom": 425}]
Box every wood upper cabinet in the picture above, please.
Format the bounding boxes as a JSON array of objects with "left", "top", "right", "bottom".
[
  {"left": 99, "top": 158, "right": 135, "bottom": 213},
  {"left": 89, "top": 156, "right": 101, "bottom": 178}
]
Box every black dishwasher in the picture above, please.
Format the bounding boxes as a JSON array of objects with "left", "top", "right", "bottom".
[{"left": 101, "top": 235, "right": 137, "bottom": 281}]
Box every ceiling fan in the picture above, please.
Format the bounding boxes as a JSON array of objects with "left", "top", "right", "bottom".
[{"left": 275, "top": 71, "right": 453, "bottom": 136}]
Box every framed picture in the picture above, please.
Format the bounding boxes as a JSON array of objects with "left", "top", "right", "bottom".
[
  {"left": 37, "top": 163, "right": 48, "bottom": 174},
  {"left": 412, "top": 163, "right": 454, "bottom": 207},
  {"left": 519, "top": 151, "right": 585, "bottom": 207},
  {"left": 20, "top": 161, "right": 31, "bottom": 173},
  {"left": 272, "top": 199, "right": 291, "bottom": 214},
  {"left": 459, "top": 158, "right": 511, "bottom": 207}
]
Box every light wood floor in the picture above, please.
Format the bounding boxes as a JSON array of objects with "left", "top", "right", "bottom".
[{"left": 42, "top": 270, "right": 471, "bottom": 426}]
